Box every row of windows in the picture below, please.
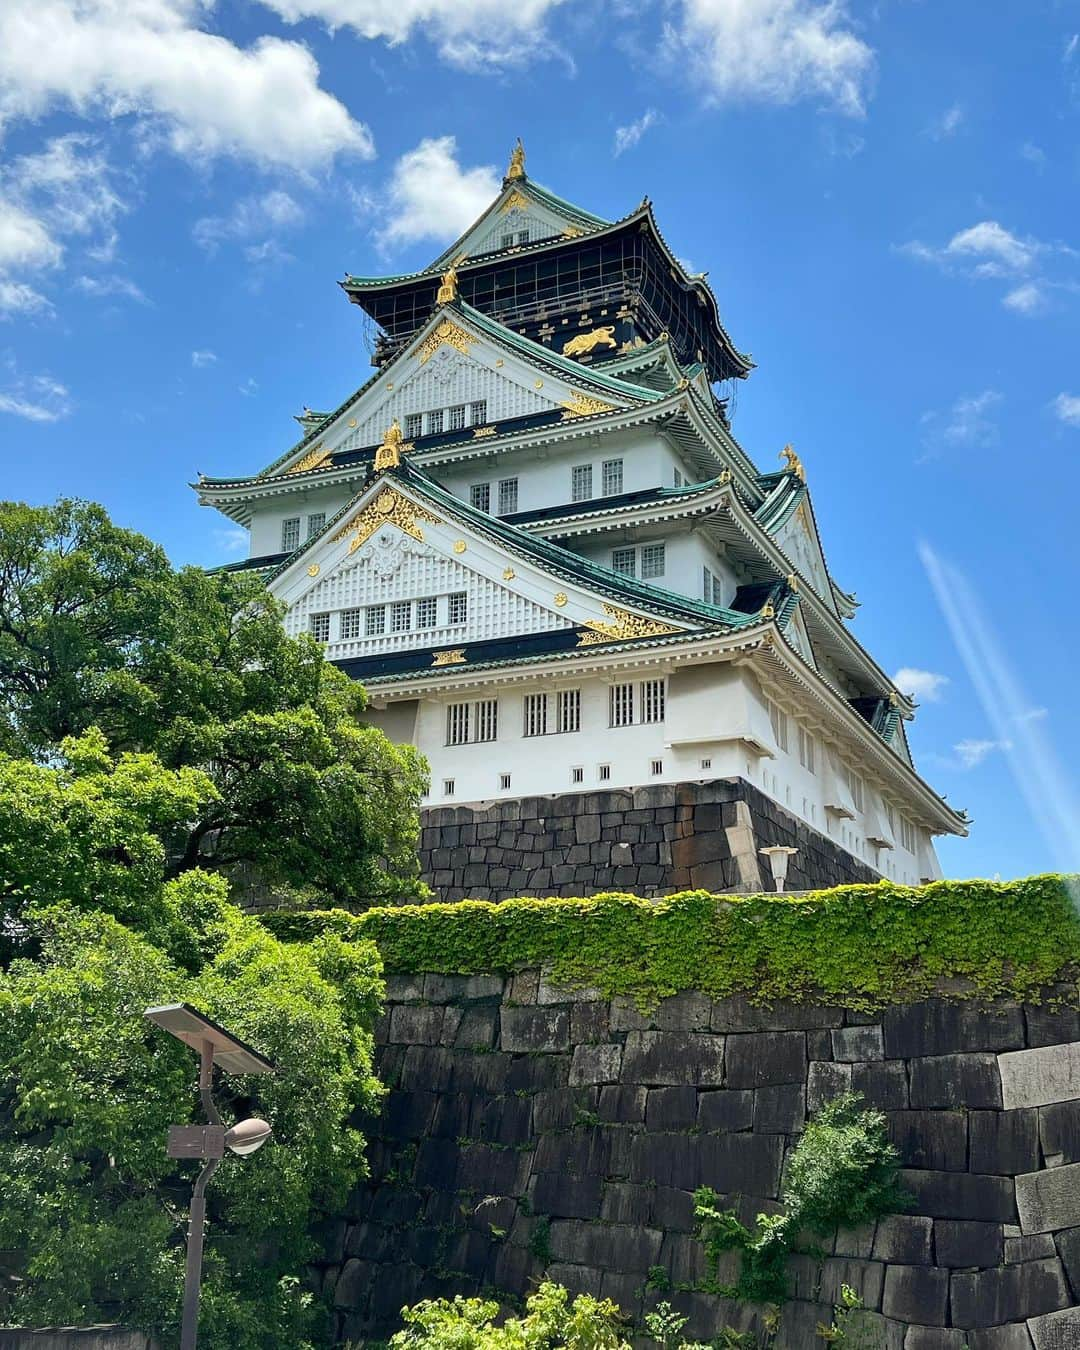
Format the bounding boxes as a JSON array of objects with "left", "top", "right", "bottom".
[
  {"left": 572, "top": 457, "right": 623, "bottom": 502},
  {"left": 282, "top": 511, "right": 326, "bottom": 552},
  {"left": 612, "top": 542, "right": 665, "bottom": 579},
  {"left": 310, "top": 593, "right": 467, "bottom": 643},
  {"left": 470, "top": 477, "right": 519, "bottom": 516},
  {"left": 441, "top": 757, "right": 667, "bottom": 797},
  {"left": 445, "top": 680, "right": 665, "bottom": 746},
  {"left": 404, "top": 400, "right": 487, "bottom": 440}
]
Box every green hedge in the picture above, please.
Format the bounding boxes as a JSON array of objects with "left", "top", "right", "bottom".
[{"left": 257, "top": 874, "right": 1080, "bottom": 1008}]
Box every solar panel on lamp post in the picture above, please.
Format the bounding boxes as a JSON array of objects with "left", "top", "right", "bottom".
[{"left": 144, "top": 1003, "right": 276, "bottom": 1350}]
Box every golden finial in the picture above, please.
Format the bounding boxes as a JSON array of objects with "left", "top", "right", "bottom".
[
  {"left": 761, "top": 601, "right": 775, "bottom": 620},
  {"left": 436, "top": 264, "right": 458, "bottom": 305},
  {"left": 506, "top": 138, "right": 526, "bottom": 181},
  {"left": 889, "top": 690, "right": 900, "bottom": 707},
  {"left": 779, "top": 444, "right": 806, "bottom": 483},
  {"left": 786, "top": 572, "right": 799, "bottom": 593},
  {"left": 374, "top": 419, "right": 405, "bottom": 471}
]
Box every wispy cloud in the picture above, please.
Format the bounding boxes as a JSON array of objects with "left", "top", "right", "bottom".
[
  {"left": 1051, "top": 392, "right": 1080, "bottom": 428},
  {"left": 892, "top": 667, "right": 949, "bottom": 702},
  {"left": 920, "top": 390, "right": 1001, "bottom": 460},
  {"left": 1002, "top": 281, "right": 1046, "bottom": 317},
  {"left": 1020, "top": 142, "right": 1046, "bottom": 171},
  {"left": 0, "top": 366, "right": 71, "bottom": 422},
  {"left": 73, "top": 273, "right": 147, "bottom": 303},
  {"left": 213, "top": 526, "right": 248, "bottom": 556},
  {"left": 954, "top": 737, "right": 1012, "bottom": 770},
  {"left": 193, "top": 190, "right": 305, "bottom": 256},
  {"left": 614, "top": 109, "right": 659, "bottom": 156},
  {"left": 920, "top": 541, "right": 1080, "bottom": 878},
  {"left": 927, "top": 102, "right": 964, "bottom": 140},
  {"left": 191, "top": 349, "right": 217, "bottom": 369},
  {"left": 238, "top": 377, "right": 258, "bottom": 397}
]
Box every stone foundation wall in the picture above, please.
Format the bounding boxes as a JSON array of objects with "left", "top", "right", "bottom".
[
  {"left": 419, "top": 778, "right": 879, "bottom": 903},
  {"left": 315, "top": 975, "right": 1080, "bottom": 1348}
]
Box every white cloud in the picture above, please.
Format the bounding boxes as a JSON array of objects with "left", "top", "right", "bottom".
[
  {"left": 213, "top": 526, "right": 248, "bottom": 555},
  {"left": 945, "top": 221, "right": 1036, "bottom": 276},
  {"left": 1052, "top": 392, "right": 1080, "bottom": 428},
  {"left": 663, "top": 0, "right": 875, "bottom": 117},
  {"left": 373, "top": 136, "right": 500, "bottom": 252},
  {"left": 0, "top": 370, "right": 71, "bottom": 421},
  {"left": 1002, "top": 281, "right": 1046, "bottom": 316},
  {"left": 193, "top": 190, "right": 306, "bottom": 253},
  {"left": 191, "top": 349, "right": 218, "bottom": 368},
  {"left": 0, "top": 279, "right": 52, "bottom": 317},
  {"left": 74, "top": 273, "right": 148, "bottom": 302},
  {"left": 614, "top": 109, "right": 659, "bottom": 156},
  {"left": 238, "top": 377, "right": 259, "bottom": 396},
  {"left": 1020, "top": 142, "right": 1046, "bottom": 170},
  {"left": 0, "top": 0, "right": 372, "bottom": 171},
  {"left": 7, "top": 135, "right": 127, "bottom": 260},
  {"left": 258, "top": 0, "right": 570, "bottom": 69},
  {"left": 892, "top": 667, "right": 949, "bottom": 703},
  {"left": 0, "top": 199, "right": 62, "bottom": 273},
  {"left": 928, "top": 102, "right": 964, "bottom": 140},
  {"left": 954, "top": 737, "right": 1011, "bottom": 770}
]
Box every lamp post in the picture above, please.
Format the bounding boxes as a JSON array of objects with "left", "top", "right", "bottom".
[
  {"left": 759, "top": 845, "right": 799, "bottom": 892},
  {"left": 145, "top": 1003, "right": 276, "bottom": 1350}
]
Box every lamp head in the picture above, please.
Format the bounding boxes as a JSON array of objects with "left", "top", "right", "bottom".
[{"left": 224, "top": 1117, "right": 272, "bottom": 1157}]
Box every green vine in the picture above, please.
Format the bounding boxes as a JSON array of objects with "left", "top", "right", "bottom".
[{"left": 259, "top": 874, "right": 1080, "bottom": 1009}]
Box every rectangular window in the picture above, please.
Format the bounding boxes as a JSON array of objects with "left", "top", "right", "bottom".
[
  {"left": 700, "top": 758, "right": 712, "bottom": 770},
  {"left": 641, "top": 543, "right": 665, "bottom": 579},
  {"left": 571, "top": 766, "right": 584, "bottom": 784},
  {"left": 390, "top": 601, "right": 412, "bottom": 633},
  {"left": 404, "top": 413, "right": 423, "bottom": 439},
  {"left": 798, "top": 726, "right": 816, "bottom": 774},
  {"left": 281, "top": 517, "right": 301, "bottom": 552},
  {"left": 845, "top": 767, "right": 865, "bottom": 813},
  {"left": 444, "top": 779, "right": 455, "bottom": 796},
  {"left": 475, "top": 699, "right": 498, "bottom": 742},
  {"left": 610, "top": 682, "right": 635, "bottom": 727},
  {"left": 427, "top": 409, "right": 444, "bottom": 435},
  {"left": 497, "top": 478, "right": 519, "bottom": 515},
  {"left": 500, "top": 772, "right": 512, "bottom": 791},
  {"left": 470, "top": 483, "right": 491, "bottom": 512},
  {"left": 448, "top": 592, "right": 468, "bottom": 625},
  {"left": 516, "top": 230, "right": 529, "bottom": 245},
  {"left": 651, "top": 759, "right": 663, "bottom": 777},
  {"left": 598, "top": 764, "right": 611, "bottom": 781},
  {"left": 523, "top": 693, "right": 548, "bottom": 738},
  {"left": 674, "top": 469, "right": 684, "bottom": 488},
  {"left": 900, "top": 817, "right": 917, "bottom": 853},
  {"left": 446, "top": 703, "right": 470, "bottom": 746},
  {"left": 642, "top": 678, "right": 666, "bottom": 724},
  {"left": 557, "top": 689, "right": 581, "bottom": 734},
  {"left": 703, "top": 566, "right": 718, "bottom": 604},
  {"left": 612, "top": 547, "right": 636, "bottom": 577},
  {"left": 365, "top": 605, "right": 386, "bottom": 636},
  {"left": 306, "top": 512, "right": 325, "bottom": 540},
  {"left": 340, "top": 608, "right": 362, "bottom": 640},
  {"left": 309, "top": 612, "right": 330, "bottom": 642},
  {"left": 501, "top": 233, "right": 514, "bottom": 249},
  {"left": 767, "top": 697, "right": 789, "bottom": 752},
  {"left": 571, "top": 464, "right": 593, "bottom": 502},
  {"left": 470, "top": 400, "right": 487, "bottom": 425},
  {"left": 449, "top": 404, "right": 467, "bottom": 431},
  {"left": 416, "top": 596, "right": 437, "bottom": 629},
  {"left": 601, "top": 458, "right": 624, "bottom": 496}
]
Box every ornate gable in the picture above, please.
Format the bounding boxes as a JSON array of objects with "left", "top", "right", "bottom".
[{"left": 773, "top": 500, "right": 833, "bottom": 606}]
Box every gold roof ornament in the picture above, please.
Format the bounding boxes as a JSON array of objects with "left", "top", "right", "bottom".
[
  {"left": 374, "top": 419, "right": 407, "bottom": 471},
  {"left": 506, "top": 138, "right": 526, "bottom": 181},
  {"left": 779, "top": 444, "right": 806, "bottom": 483},
  {"left": 786, "top": 572, "right": 799, "bottom": 593},
  {"left": 436, "top": 265, "right": 458, "bottom": 305},
  {"left": 761, "top": 600, "right": 776, "bottom": 620}
]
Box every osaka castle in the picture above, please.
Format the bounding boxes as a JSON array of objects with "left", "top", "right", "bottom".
[{"left": 197, "top": 141, "right": 967, "bottom": 897}]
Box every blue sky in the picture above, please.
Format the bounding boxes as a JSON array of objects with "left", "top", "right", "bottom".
[{"left": 1, "top": 0, "right": 1078, "bottom": 881}]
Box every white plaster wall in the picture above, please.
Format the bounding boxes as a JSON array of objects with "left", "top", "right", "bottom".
[
  {"left": 249, "top": 485, "right": 353, "bottom": 556},
  {"left": 569, "top": 531, "right": 739, "bottom": 608}
]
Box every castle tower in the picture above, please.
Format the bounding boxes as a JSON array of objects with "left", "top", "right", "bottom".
[{"left": 196, "top": 145, "right": 966, "bottom": 896}]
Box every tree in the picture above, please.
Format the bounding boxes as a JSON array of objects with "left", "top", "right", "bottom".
[
  {"left": 389, "top": 1283, "right": 632, "bottom": 1350},
  {"left": 0, "top": 498, "right": 428, "bottom": 904}
]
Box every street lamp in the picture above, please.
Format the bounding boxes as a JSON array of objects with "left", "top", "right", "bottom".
[{"left": 145, "top": 1003, "right": 276, "bottom": 1350}]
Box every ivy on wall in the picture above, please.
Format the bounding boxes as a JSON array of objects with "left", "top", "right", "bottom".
[{"left": 259, "top": 875, "right": 1080, "bottom": 1008}]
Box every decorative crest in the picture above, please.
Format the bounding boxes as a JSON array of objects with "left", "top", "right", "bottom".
[
  {"left": 577, "top": 604, "right": 680, "bottom": 646},
  {"left": 332, "top": 486, "right": 439, "bottom": 553},
  {"left": 506, "top": 138, "right": 526, "bottom": 181},
  {"left": 436, "top": 265, "right": 458, "bottom": 305},
  {"left": 416, "top": 319, "right": 473, "bottom": 365},
  {"left": 760, "top": 601, "right": 776, "bottom": 620},
  {"left": 560, "top": 390, "right": 617, "bottom": 421},
  {"left": 779, "top": 444, "right": 806, "bottom": 483},
  {"left": 374, "top": 419, "right": 411, "bottom": 471},
  {"left": 786, "top": 573, "right": 799, "bottom": 593},
  {"left": 562, "top": 326, "right": 618, "bottom": 357},
  {"left": 432, "top": 649, "right": 467, "bottom": 666},
  {"left": 287, "top": 444, "right": 332, "bottom": 475}
]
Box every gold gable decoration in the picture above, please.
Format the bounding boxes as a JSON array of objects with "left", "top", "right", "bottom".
[
  {"left": 560, "top": 390, "right": 616, "bottom": 421},
  {"left": 433, "top": 649, "right": 466, "bottom": 666},
  {"left": 374, "top": 419, "right": 413, "bottom": 471},
  {"left": 331, "top": 487, "right": 441, "bottom": 554},
  {"left": 286, "top": 444, "right": 332, "bottom": 475},
  {"left": 501, "top": 188, "right": 530, "bottom": 214},
  {"left": 416, "top": 319, "right": 473, "bottom": 366},
  {"left": 577, "top": 604, "right": 680, "bottom": 646}
]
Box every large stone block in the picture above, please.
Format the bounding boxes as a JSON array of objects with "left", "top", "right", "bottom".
[
  {"left": 697, "top": 1089, "right": 754, "bottom": 1131},
  {"left": 597, "top": 1085, "right": 646, "bottom": 1124},
  {"left": 853, "top": 1060, "right": 910, "bottom": 1109},
  {"left": 530, "top": 1172, "right": 604, "bottom": 1220},
  {"left": 1016, "top": 1163, "right": 1080, "bottom": 1235},
  {"left": 754, "top": 1083, "right": 806, "bottom": 1133},
  {"left": 1039, "top": 1100, "right": 1080, "bottom": 1165},
  {"left": 900, "top": 1170, "right": 1017, "bottom": 1222},
  {"left": 818, "top": 1256, "right": 885, "bottom": 1311},
  {"left": 1026, "top": 1005, "right": 1080, "bottom": 1049},
  {"left": 999, "top": 1042, "right": 1080, "bottom": 1110},
  {"left": 621, "top": 1031, "right": 725, "bottom": 1086},
  {"left": 547, "top": 1219, "right": 663, "bottom": 1270},
  {"left": 808, "top": 1061, "right": 852, "bottom": 1113},
  {"left": 970, "top": 1109, "right": 1041, "bottom": 1176},
  {"left": 500, "top": 1007, "right": 570, "bottom": 1053},
  {"left": 882, "top": 1264, "right": 949, "bottom": 1325},
  {"left": 833, "top": 1025, "right": 884, "bottom": 1062},
  {"left": 909, "top": 1054, "right": 1003, "bottom": 1109},
  {"left": 568, "top": 1044, "right": 623, "bottom": 1086},
  {"left": 1027, "top": 1307, "right": 1080, "bottom": 1350},
  {"left": 1054, "top": 1224, "right": 1080, "bottom": 1296},
  {"left": 934, "top": 1220, "right": 1004, "bottom": 1268},
  {"left": 645, "top": 1086, "right": 699, "bottom": 1130},
  {"left": 968, "top": 1329, "right": 1035, "bottom": 1350},
  {"left": 873, "top": 1215, "right": 933, "bottom": 1264},
  {"left": 951, "top": 1259, "right": 1071, "bottom": 1329},
  {"left": 904, "top": 1331, "right": 972, "bottom": 1350},
  {"left": 887, "top": 1110, "right": 968, "bottom": 1171},
  {"left": 725, "top": 1031, "right": 807, "bottom": 1087},
  {"left": 883, "top": 1002, "right": 1025, "bottom": 1058}
]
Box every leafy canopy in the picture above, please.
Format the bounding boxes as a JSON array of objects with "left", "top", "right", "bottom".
[{"left": 389, "top": 1282, "right": 631, "bottom": 1350}]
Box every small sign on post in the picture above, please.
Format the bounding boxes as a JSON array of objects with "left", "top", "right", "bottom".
[{"left": 167, "top": 1125, "right": 226, "bottom": 1160}]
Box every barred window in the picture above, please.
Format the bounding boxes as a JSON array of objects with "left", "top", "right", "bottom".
[
  {"left": 571, "top": 464, "right": 593, "bottom": 502},
  {"left": 523, "top": 693, "right": 548, "bottom": 737},
  {"left": 475, "top": 699, "right": 498, "bottom": 742},
  {"left": 340, "top": 608, "right": 362, "bottom": 640},
  {"left": 470, "top": 483, "right": 491, "bottom": 512},
  {"left": 766, "top": 697, "right": 789, "bottom": 752},
  {"left": 416, "top": 597, "right": 437, "bottom": 629},
  {"left": 310, "top": 612, "right": 330, "bottom": 642},
  {"left": 598, "top": 764, "right": 611, "bottom": 781},
  {"left": 449, "top": 404, "right": 467, "bottom": 431},
  {"left": 448, "top": 593, "right": 468, "bottom": 625},
  {"left": 641, "top": 543, "right": 665, "bottom": 579},
  {"left": 500, "top": 772, "right": 512, "bottom": 790},
  {"left": 557, "top": 689, "right": 581, "bottom": 733},
  {"left": 470, "top": 400, "right": 487, "bottom": 425},
  {"left": 601, "top": 458, "right": 623, "bottom": 496},
  {"left": 651, "top": 759, "right": 664, "bottom": 776},
  {"left": 610, "top": 682, "right": 634, "bottom": 727},
  {"left": 900, "top": 816, "right": 917, "bottom": 853},
  {"left": 365, "top": 606, "right": 386, "bottom": 636},
  {"left": 642, "top": 679, "right": 665, "bottom": 724},
  {"left": 306, "top": 512, "right": 325, "bottom": 540},
  {"left": 391, "top": 601, "right": 412, "bottom": 633},
  {"left": 281, "top": 517, "right": 301, "bottom": 551},
  {"left": 427, "top": 409, "right": 444, "bottom": 435},
  {"left": 703, "top": 566, "right": 723, "bottom": 606},
  {"left": 571, "top": 766, "right": 584, "bottom": 784},
  {"left": 845, "top": 766, "right": 865, "bottom": 813},
  {"left": 612, "top": 547, "right": 636, "bottom": 577},
  {"left": 444, "top": 778, "right": 455, "bottom": 796},
  {"left": 405, "top": 413, "right": 423, "bottom": 439},
  {"left": 446, "top": 703, "right": 470, "bottom": 746},
  {"left": 498, "top": 478, "right": 518, "bottom": 515},
  {"left": 798, "top": 726, "right": 816, "bottom": 774}
]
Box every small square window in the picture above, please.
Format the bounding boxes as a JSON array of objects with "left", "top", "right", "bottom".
[
  {"left": 449, "top": 404, "right": 466, "bottom": 431},
  {"left": 499, "top": 773, "right": 511, "bottom": 791},
  {"left": 427, "top": 409, "right": 444, "bottom": 435},
  {"left": 470, "top": 483, "right": 491, "bottom": 512},
  {"left": 416, "top": 597, "right": 437, "bottom": 629},
  {"left": 404, "top": 413, "right": 423, "bottom": 439},
  {"left": 612, "top": 547, "right": 636, "bottom": 577},
  {"left": 641, "top": 543, "right": 665, "bottom": 579},
  {"left": 281, "top": 517, "right": 301, "bottom": 552},
  {"left": 443, "top": 779, "right": 455, "bottom": 796},
  {"left": 365, "top": 605, "right": 386, "bottom": 636},
  {"left": 571, "top": 766, "right": 584, "bottom": 784},
  {"left": 391, "top": 601, "right": 412, "bottom": 633},
  {"left": 598, "top": 764, "right": 611, "bottom": 781},
  {"left": 651, "top": 759, "right": 663, "bottom": 776},
  {"left": 448, "top": 593, "right": 468, "bottom": 625},
  {"left": 310, "top": 612, "right": 330, "bottom": 642},
  {"left": 601, "top": 458, "right": 624, "bottom": 496},
  {"left": 700, "top": 758, "right": 712, "bottom": 770},
  {"left": 340, "top": 608, "right": 362, "bottom": 640}
]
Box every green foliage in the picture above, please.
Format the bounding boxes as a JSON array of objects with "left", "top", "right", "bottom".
[
  {"left": 695, "top": 1096, "right": 907, "bottom": 1305},
  {"left": 0, "top": 890, "right": 384, "bottom": 1348},
  {"left": 641, "top": 1301, "right": 685, "bottom": 1349},
  {"left": 0, "top": 497, "right": 428, "bottom": 903},
  {"left": 389, "top": 1282, "right": 629, "bottom": 1350},
  {"left": 528, "top": 1215, "right": 552, "bottom": 1265},
  {"left": 259, "top": 874, "right": 1080, "bottom": 1009},
  {"left": 816, "top": 1284, "right": 878, "bottom": 1348}
]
